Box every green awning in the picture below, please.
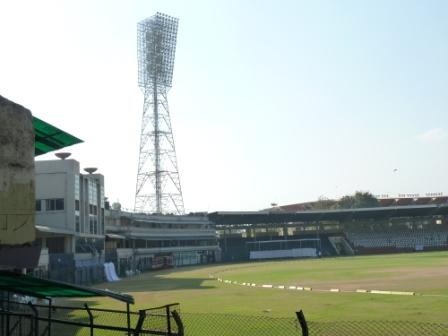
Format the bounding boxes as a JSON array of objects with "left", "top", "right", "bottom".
[
  {"left": 0, "top": 271, "right": 134, "bottom": 304},
  {"left": 33, "top": 117, "right": 83, "bottom": 156}
]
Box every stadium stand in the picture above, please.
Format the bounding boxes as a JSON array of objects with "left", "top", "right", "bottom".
[
  {"left": 346, "top": 227, "right": 448, "bottom": 251},
  {"left": 319, "top": 235, "right": 339, "bottom": 256},
  {"left": 219, "top": 234, "right": 339, "bottom": 261},
  {"left": 212, "top": 197, "right": 448, "bottom": 261}
]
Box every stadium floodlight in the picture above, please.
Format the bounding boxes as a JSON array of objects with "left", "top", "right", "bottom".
[
  {"left": 135, "top": 12, "right": 185, "bottom": 215},
  {"left": 138, "top": 12, "right": 178, "bottom": 88}
]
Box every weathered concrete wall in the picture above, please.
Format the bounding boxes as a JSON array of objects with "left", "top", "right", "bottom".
[{"left": 0, "top": 95, "right": 35, "bottom": 245}]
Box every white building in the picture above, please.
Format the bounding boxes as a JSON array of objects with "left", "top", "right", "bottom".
[
  {"left": 35, "top": 158, "right": 105, "bottom": 284},
  {"left": 33, "top": 157, "right": 220, "bottom": 284}
]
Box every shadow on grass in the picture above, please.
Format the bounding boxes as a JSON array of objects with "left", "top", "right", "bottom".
[
  {"left": 141, "top": 276, "right": 214, "bottom": 291},
  {"left": 50, "top": 300, "right": 137, "bottom": 336},
  {"left": 96, "top": 272, "right": 214, "bottom": 292}
]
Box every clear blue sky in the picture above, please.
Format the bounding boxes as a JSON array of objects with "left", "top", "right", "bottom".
[{"left": 1, "top": 0, "right": 447, "bottom": 211}]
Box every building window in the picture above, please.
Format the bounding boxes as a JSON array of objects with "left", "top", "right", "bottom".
[
  {"left": 75, "top": 200, "right": 80, "bottom": 211},
  {"left": 74, "top": 174, "right": 80, "bottom": 199},
  {"left": 75, "top": 215, "right": 80, "bottom": 232},
  {"left": 100, "top": 208, "right": 105, "bottom": 234},
  {"left": 75, "top": 237, "right": 104, "bottom": 254},
  {"left": 45, "top": 198, "right": 64, "bottom": 211},
  {"left": 35, "top": 200, "right": 41, "bottom": 211}
]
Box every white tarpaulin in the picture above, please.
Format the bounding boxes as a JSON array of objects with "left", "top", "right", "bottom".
[{"left": 104, "top": 262, "right": 120, "bottom": 282}]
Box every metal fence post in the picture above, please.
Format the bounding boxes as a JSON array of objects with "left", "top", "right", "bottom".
[
  {"left": 133, "top": 310, "right": 146, "bottom": 336},
  {"left": 0, "top": 291, "right": 4, "bottom": 336},
  {"left": 171, "top": 310, "right": 184, "bottom": 336},
  {"left": 126, "top": 303, "right": 131, "bottom": 336},
  {"left": 48, "top": 298, "right": 52, "bottom": 336},
  {"left": 166, "top": 305, "right": 172, "bottom": 336},
  {"left": 84, "top": 303, "right": 94, "bottom": 336},
  {"left": 296, "top": 310, "right": 309, "bottom": 336},
  {"left": 5, "top": 292, "right": 10, "bottom": 336},
  {"left": 28, "top": 301, "right": 39, "bottom": 336}
]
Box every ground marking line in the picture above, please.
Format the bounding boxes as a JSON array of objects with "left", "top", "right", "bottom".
[{"left": 215, "top": 277, "right": 418, "bottom": 296}]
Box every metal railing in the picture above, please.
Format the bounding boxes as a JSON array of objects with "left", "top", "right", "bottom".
[
  {"left": 0, "top": 300, "right": 182, "bottom": 336},
  {"left": 2, "top": 299, "right": 448, "bottom": 336}
]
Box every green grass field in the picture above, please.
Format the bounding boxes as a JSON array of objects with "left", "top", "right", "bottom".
[{"left": 86, "top": 251, "right": 448, "bottom": 323}]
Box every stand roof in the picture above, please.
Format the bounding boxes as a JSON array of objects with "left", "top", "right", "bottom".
[
  {"left": 0, "top": 271, "right": 134, "bottom": 304},
  {"left": 33, "top": 117, "right": 83, "bottom": 156}
]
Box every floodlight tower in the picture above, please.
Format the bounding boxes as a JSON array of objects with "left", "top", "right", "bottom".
[{"left": 134, "top": 12, "right": 185, "bottom": 214}]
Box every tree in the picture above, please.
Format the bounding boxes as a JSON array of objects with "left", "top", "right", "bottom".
[
  {"left": 310, "top": 196, "right": 337, "bottom": 210},
  {"left": 337, "top": 195, "right": 356, "bottom": 209},
  {"left": 334, "top": 191, "right": 379, "bottom": 209}
]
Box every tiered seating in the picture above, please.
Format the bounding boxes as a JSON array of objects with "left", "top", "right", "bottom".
[{"left": 346, "top": 229, "right": 448, "bottom": 250}]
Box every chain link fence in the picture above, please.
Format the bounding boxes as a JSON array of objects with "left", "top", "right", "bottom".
[
  {"left": 140, "top": 303, "right": 182, "bottom": 335},
  {"left": 0, "top": 299, "right": 182, "bottom": 336},
  {"left": 49, "top": 304, "right": 137, "bottom": 336},
  {"left": 3, "top": 298, "right": 448, "bottom": 336},
  {"left": 177, "top": 311, "right": 448, "bottom": 336},
  {"left": 305, "top": 320, "right": 448, "bottom": 336},
  {"left": 180, "top": 312, "right": 299, "bottom": 336}
]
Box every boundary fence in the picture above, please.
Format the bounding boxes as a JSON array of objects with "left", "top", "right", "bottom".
[
  {"left": 1, "top": 300, "right": 448, "bottom": 336},
  {"left": 0, "top": 299, "right": 182, "bottom": 336},
  {"left": 296, "top": 311, "right": 448, "bottom": 336}
]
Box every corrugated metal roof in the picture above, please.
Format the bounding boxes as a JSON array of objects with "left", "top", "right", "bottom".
[
  {"left": 209, "top": 204, "right": 448, "bottom": 225},
  {"left": 33, "top": 117, "right": 83, "bottom": 156},
  {"left": 0, "top": 270, "right": 134, "bottom": 304}
]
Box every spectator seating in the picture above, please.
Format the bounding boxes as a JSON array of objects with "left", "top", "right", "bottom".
[{"left": 346, "top": 229, "right": 448, "bottom": 250}]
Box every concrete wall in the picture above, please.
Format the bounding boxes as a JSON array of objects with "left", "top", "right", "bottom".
[
  {"left": 0, "top": 95, "right": 35, "bottom": 245},
  {"left": 249, "top": 248, "right": 317, "bottom": 260}
]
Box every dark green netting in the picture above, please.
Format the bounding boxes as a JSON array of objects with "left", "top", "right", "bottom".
[
  {"left": 33, "top": 117, "right": 83, "bottom": 156},
  {"left": 0, "top": 271, "right": 134, "bottom": 303}
]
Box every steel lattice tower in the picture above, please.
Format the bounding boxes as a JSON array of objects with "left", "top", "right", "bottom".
[{"left": 135, "top": 13, "right": 184, "bottom": 214}]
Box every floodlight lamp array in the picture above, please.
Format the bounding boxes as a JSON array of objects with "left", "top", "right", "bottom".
[{"left": 138, "top": 12, "right": 178, "bottom": 88}]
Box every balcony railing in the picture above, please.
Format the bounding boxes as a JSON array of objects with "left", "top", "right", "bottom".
[{"left": 134, "top": 245, "right": 220, "bottom": 255}]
